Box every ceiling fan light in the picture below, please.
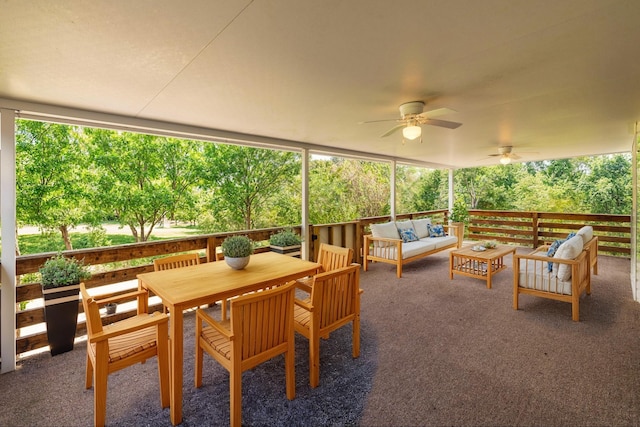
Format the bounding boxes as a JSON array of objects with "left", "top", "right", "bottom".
[
  {"left": 499, "top": 155, "right": 511, "bottom": 165},
  {"left": 402, "top": 125, "right": 421, "bottom": 140}
]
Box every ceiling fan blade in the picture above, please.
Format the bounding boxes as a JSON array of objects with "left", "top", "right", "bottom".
[
  {"left": 510, "top": 153, "right": 522, "bottom": 160},
  {"left": 417, "top": 107, "right": 457, "bottom": 119},
  {"left": 421, "top": 118, "right": 463, "bottom": 129},
  {"left": 380, "top": 124, "right": 405, "bottom": 138},
  {"left": 358, "top": 118, "right": 402, "bottom": 124}
]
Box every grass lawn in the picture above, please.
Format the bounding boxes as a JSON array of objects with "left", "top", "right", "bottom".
[{"left": 17, "top": 223, "right": 201, "bottom": 255}]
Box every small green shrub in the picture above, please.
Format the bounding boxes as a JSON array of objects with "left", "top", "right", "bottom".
[
  {"left": 449, "top": 198, "right": 469, "bottom": 223},
  {"left": 269, "top": 229, "right": 302, "bottom": 247},
  {"left": 39, "top": 253, "right": 91, "bottom": 289},
  {"left": 221, "top": 235, "right": 254, "bottom": 258}
]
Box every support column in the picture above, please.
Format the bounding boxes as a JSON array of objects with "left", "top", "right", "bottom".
[
  {"left": 632, "top": 124, "right": 639, "bottom": 302},
  {"left": 390, "top": 160, "right": 396, "bottom": 220},
  {"left": 301, "top": 149, "right": 310, "bottom": 260},
  {"left": 1, "top": 108, "right": 17, "bottom": 373},
  {"left": 448, "top": 169, "right": 455, "bottom": 216}
]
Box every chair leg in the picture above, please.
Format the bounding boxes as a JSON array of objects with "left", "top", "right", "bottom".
[
  {"left": 85, "top": 351, "right": 93, "bottom": 389},
  {"left": 94, "top": 356, "right": 108, "bottom": 427},
  {"left": 352, "top": 316, "right": 361, "bottom": 358},
  {"left": 285, "top": 342, "right": 295, "bottom": 400},
  {"left": 230, "top": 367, "right": 242, "bottom": 427},
  {"left": 309, "top": 335, "right": 320, "bottom": 388}
]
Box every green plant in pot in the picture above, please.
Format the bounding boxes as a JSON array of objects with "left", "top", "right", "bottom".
[
  {"left": 449, "top": 198, "right": 469, "bottom": 224},
  {"left": 221, "top": 235, "right": 254, "bottom": 270},
  {"left": 269, "top": 228, "right": 302, "bottom": 257},
  {"left": 39, "top": 252, "right": 91, "bottom": 356}
]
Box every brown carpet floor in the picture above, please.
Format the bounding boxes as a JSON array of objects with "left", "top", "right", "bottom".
[{"left": 1, "top": 248, "right": 638, "bottom": 426}]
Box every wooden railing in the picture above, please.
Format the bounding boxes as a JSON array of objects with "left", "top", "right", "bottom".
[
  {"left": 13, "top": 226, "right": 301, "bottom": 355},
  {"left": 467, "top": 210, "right": 631, "bottom": 256},
  {"left": 9, "top": 209, "right": 631, "bottom": 357}
]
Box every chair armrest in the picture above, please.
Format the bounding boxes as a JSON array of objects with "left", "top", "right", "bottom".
[
  {"left": 365, "top": 235, "right": 402, "bottom": 244},
  {"left": 196, "top": 309, "right": 232, "bottom": 339},
  {"left": 294, "top": 277, "right": 313, "bottom": 294},
  {"left": 294, "top": 298, "right": 313, "bottom": 311},
  {"left": 93, "top": 289, "right": 149, "bottom": 306},
  {"left": 89, "top": 311, "right": 168, "bottom": 343}
]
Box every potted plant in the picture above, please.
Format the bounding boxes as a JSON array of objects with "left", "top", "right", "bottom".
[
  {"left": 449, "top": 198, "right": 469, "bottom": 240},
  {"left": 269, "top": 228, "right": 303, "bottom": 258},
  {"left": 39, "top": 253, "right": 91, "bottom": 356},
  {"left": 221, "top": 235, "right": 254, "bottom": 270}
]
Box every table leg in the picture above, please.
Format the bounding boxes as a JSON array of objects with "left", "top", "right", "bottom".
[
  {"left": 486, "top": 260, "right": 493, "bottom": 289},
  {"left": 169, "top": 307, "right": 183, "bottom": 425},
  {"left": 449, "top": 253, "right": 454, "bottom": 280}
]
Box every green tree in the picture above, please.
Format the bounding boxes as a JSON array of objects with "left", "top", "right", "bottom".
[
  {"left": 411, "top": 169, "right": 448, "bottom": 211},
  {"left": 201, "top": 144, "right": 301, "bottom": 230},
  {"left": 16, "top": 120, "right": 91, "bottom": 250},
  {"left": 309, "top": 158, "right": 390, "bottom": 223},
  {"left": 161, "top": 138, "right": 204, "bottom": 224},
  {"left": 86, "top": 129, "right": 173, "bottom": 241},
  {"left": 577, "top": 154, "right": 632, "bottom": 214}
]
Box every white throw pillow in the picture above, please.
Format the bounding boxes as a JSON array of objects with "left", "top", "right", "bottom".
[
  {"left": 412, "top": 218, "right": 432, "bottom": 239},
  {"left": 553, "top": 235, "right": 584, "bottom": 281},
  {"left": 576, "top": 226, "right": 593, "bottom": 246},
  {"left": 370, "top": 221, "right": 400, "bottom": 240}
]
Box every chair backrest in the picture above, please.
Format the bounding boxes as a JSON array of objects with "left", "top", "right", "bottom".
[
  {"left": 310, "top": 264, "right": 360, "bottom": 330},
  {"left": 316, "top": 244, "right": 353, "bottom": 273},
  {"left": 229, "top": 281, "right": 296, "bottom": 363},
  {"left": 153, "top": 253, "right": 200, "bottom": 271},
  {"left": 80, "top": 282, "right": 104, "bottom": 337}
]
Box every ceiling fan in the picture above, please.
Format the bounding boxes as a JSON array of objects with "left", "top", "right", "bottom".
[
  {"left": 488, "top": 146, "right": 522, "bottom": 164},
  {"left": 360, "top": 101, "right": 462, "bottom": 143}
]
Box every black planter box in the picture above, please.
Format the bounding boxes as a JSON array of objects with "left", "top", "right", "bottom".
[
  {"left": 269, "top": 245, "right": 301, "bottom": 258},
  {"left": 42, "top": 284, "right": 80, "bottom": 356}
]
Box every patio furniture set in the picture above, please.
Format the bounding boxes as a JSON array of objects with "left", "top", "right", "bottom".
[
  {"left": 81, "top": 245, "right": 361, "bottom": 427},
  {"left": 363, "top": 220, "right": 598, "bottom": 322}
]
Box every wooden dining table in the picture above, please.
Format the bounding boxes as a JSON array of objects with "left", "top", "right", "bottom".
[{"left": 137, "top": 251, "right": 321, "bottom": 425}]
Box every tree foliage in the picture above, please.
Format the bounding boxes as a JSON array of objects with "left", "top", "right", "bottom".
[
  {"left": 201, "top": 144, "right": 300, "bottom": 231},
  {"left": 16, "top": 120, "right": 91, "bottom": 249},
  {"left": 15, "top": 120, "right": 632, "bottom": 248}
]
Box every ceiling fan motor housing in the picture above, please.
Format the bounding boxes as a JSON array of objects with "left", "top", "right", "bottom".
[{"left": 399, "top": 101, "right": 425, "bottom": 118}]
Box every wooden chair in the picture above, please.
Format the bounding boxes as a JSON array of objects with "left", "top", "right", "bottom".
[
  {"left": 153, "top": 253, "right": 208, "bottom": 313},
  {"left": 153, "top": 252, "right": 200, "bottom": 271},
  {"left": 296, "top": 243, "right": 353, "bottom": 293},
  {"left": 195, "top": 281, "right": 296, "bottom": 427},
  {"left": 294, "top": 263, "right": 361, "bottom": 388},
  {"left": 80, "top": 283, "right": 170, "bottom": 427}
]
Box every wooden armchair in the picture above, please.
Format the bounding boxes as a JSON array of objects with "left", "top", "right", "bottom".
[
  {"left": 195, "top": 281, "right": 296, "bottom": 427},
  {"left": 513, "top": 239, "right": 591, "bottom": 321},
  {"left": 294, "top": 264, "right": 361, "bottom": 388},
  {"left": 296, "top": 243, "right": 353, "bottom": 293},
  {"left": 80, "top": 283, "right": 170, "bottom": 427}
]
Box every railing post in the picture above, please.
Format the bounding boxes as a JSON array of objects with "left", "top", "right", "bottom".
[
  {"left": 532, "top": 212, "right": 539, "bottom": 248},
  {"left": 206, "top": 236, "right": 219, "bottom": 262}
]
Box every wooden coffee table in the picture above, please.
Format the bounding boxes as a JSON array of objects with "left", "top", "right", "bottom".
[{"left": 449, "top": 244, "right": 516, "bottom": 289}]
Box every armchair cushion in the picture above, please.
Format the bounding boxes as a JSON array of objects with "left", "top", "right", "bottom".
[
  {"left": 412, "top": 218, "right": 432, "bottom": 239},
  {"left": 553, "top": 235, "right": 584, "bottom": 281},
  {"left": 370, "top": 221, "right": 400, "bottom": 240},
  {"left": 576, "top": 226, "right": 594, "bottom": 246}
]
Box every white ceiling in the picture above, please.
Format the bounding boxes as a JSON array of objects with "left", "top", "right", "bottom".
[{"left": 1, "top": 0, "right": 639, "bottom": 168}]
